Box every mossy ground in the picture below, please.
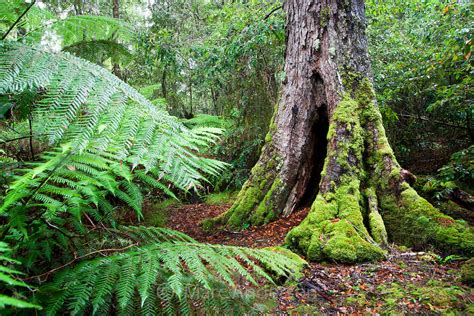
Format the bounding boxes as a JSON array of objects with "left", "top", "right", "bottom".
[
  {"left": 263, "top": 246, "right": 308, "bottom": 282},
  {"left": 204, "top": 191, "right": 238, "bottom": 205},
  {"left": 461, "top": 258, "right": 474, "bottom": 286},
  {"left": 142, "top": 198, "right": 180, "bottom": 226},
  {"left": 274, "top": 252, "right": 473, "bottom": 315},
  {"left": 157, "top": 200, "right": 473, "bottom": 314}
]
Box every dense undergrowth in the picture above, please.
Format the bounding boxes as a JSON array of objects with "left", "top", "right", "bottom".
[{"left": 0, "top": 31, "right": 299, "bottom": 316}]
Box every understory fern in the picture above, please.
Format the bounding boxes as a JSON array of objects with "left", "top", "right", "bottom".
[
  {"left": 39, "top": 227, "right": 300, "bottom": 315},
  {"left": 0, "top": 242, "right": 42, "bottom": 310}
]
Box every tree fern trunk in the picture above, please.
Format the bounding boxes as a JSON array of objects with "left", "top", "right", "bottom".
[{"left": 203, "top": 0, "right": 474, "bottom": 262}]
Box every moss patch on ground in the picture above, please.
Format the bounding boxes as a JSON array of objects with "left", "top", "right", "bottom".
[
  {"left": 375, "top": 280, "right": 468, "bottom": 314},
  {"left": 142, "top": 198, "right": 181, "bottom": 227},
  {"left": 461, "top": 258, "right": 474, "bottom": 286},
  {"left": 274, "top": 254, "right": 473, "bottom": 314},
  {"left": 264, "top": 246, "right": 308, "bottom": 282},
  {"left": 204, "top": 191, "right": 238, "bottom": 205}
]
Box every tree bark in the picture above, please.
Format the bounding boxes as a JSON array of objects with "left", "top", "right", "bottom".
[
  {"left": 203, "top": 0, "right": 474, "bottom": 262},
  {"left": 112, "top": 0, "right": 121, "bottom": 78}
]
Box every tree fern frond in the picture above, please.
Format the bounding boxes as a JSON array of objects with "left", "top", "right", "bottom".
[
  {"left": 0, "top": 42, "right": 227, "bottom": 222},
  {"left": 40, "top": 235, "right": 301, "bottom": 315}
]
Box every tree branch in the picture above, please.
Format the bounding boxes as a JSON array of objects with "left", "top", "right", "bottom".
[
  {"left": 1, "top": 0, "right": 37, "bottom": 40},
  {"left": 24, "top": 242, "right": 139, "bottom": 281},
  {"left": 263, "top": 5, "right": 282, "bottom": 20}
]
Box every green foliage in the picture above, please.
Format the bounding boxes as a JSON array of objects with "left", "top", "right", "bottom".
[
  {"left": 0, "top": 41, "right": 228, "bottom": 266},
  {"left": 366, "top": 0, "right": 473, "bottom": 166},
  {"left": 1, "top": 0, "right": 134, "bottom": 69},
  {"left": 0, "top": 42, "right": 227, "bottom": 188},
  {"left": 0, "top": 242, "right": 42, "bottom": 311},
  {"left": 417, "top": 146, "right": 473, "bottom": 202},
  {"left": 437, "top": 145, "right": 474, "bottom": 187},
  {"left": 39, "top": 226, "right": 299, "bottom": 315}
]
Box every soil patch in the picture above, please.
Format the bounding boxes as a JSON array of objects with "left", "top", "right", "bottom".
[{"left": 164, "top": 202, "right": 309, "bottom": 247}]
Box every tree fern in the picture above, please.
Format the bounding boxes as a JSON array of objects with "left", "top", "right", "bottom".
[
  {"left": 0, "top": 42, "right": 228, "bottom": 228},
  {"left": 0, "top": 41, "right": 227, "bottom": 182},
  {"left": 39, "top": 228, "right": 301, "bottom": 315}
]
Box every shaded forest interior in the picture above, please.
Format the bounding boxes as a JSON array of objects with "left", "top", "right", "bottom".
[{"left": 0, "top": 0, "right": 472, "bottom": 315}]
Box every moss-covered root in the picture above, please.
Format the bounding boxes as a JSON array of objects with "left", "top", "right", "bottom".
[
  {"left": 365, "top": 187, "right": 388, "bottom": 246},
  {"left": 285, "top": 182, "right": 386, "bottom": 263},
  {"left": 379, "top": 185, "right": 474, "bottom": 256},
  {"left": 201, "top": 156, "right": 286, "bottom": 231}
]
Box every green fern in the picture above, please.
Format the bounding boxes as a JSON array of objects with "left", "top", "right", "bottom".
[
  {"left": 0, "top": 242, "right": 42, "bottom": 311},
  {"left": 39, "top": 227, "right": 300, "bottom": 315},
  {"left": 0, "top": 42, "right": 228, "bottom": 221}
]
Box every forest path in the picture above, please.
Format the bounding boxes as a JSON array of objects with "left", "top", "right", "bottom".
[{"left": 157, "top": 202, "right": 473, "bottom": 314}]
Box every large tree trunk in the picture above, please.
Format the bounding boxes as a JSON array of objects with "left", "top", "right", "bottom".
[{"left": 203, "top": 0, "right": 474, "bottom": 262}]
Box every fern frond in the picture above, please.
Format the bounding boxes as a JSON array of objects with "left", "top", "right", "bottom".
[
  {"left": 0, "top": 242, "right": 42, "bottom": 311},
  {"left": 0, "top": 42, "right": 228, "bottom": 216},
  {"left": 40, "top": 235, "right": 301, "bottom": 315}
]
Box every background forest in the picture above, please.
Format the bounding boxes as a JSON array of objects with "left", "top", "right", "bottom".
[{"left": 0, "top": 0, "right": 472, "bottom": 314}]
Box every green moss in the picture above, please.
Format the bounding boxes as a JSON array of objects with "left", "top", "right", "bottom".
[
  {"left": 355, "top": 77, "right": 376, "bottom": 106},
  {"left": 341, "top": 70, "right": 360, "bottom": 90},
  {"left": 418, "top": 280, "right": 465, "bottom": 307},
  {"left": 365, "top": 188, "right": 388, "bottom": 246},
  {"left": 226, "top": 184, "right": 261, "bottom": 228},
  {"left": 143, "top": 198, "right": 180, "bottom": 226},
  {"left": 376, "top": 281, "right": 467, "bottom": 313},
  {"left": 460, "top": 258, "right": 474, "bottom": 286},
  {"left": 320, "top": 6, "right": 331, "bottom": 27},
  {"left": 252, "top": 177, "right": 284, "bottom": 225},
  {"left": 379, "top": 187, "right": 474, "bottom": 256},
  {"left": 264, "top": 132, "right": 272, "bottom": 142},
  {"left": 345, "top": 293, "right": 367, "bottom": 307},
  {"left": 286, "top": 182, "right": 386, "bottom": 263},
  {"left": 204, "top": 191, "right": 238, "bottom": 205}
]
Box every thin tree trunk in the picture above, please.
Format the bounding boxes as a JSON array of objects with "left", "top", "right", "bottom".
[
  {"left": 189, "top": 72, "right": 193, "bottom": 117},
  {"left": 74, "top": 0, "right": 83, "bottom": 15},
  {"left": 112, "top": 0, "right": 121, "bottom": 78},
  {"left": 161, "top": 66, "right": 168, "bottom": 99},
  {"left": 203, "top": 0, "right": 473, "bottom": 262}
]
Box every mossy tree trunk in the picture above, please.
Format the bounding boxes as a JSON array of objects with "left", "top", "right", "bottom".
[{"left": 203, "top": 0, "right": 474, "bottom": 262}]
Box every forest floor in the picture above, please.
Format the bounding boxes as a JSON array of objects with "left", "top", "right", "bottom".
[{"left": 143, "top": 199, "right": 474, "bottom": 315}]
